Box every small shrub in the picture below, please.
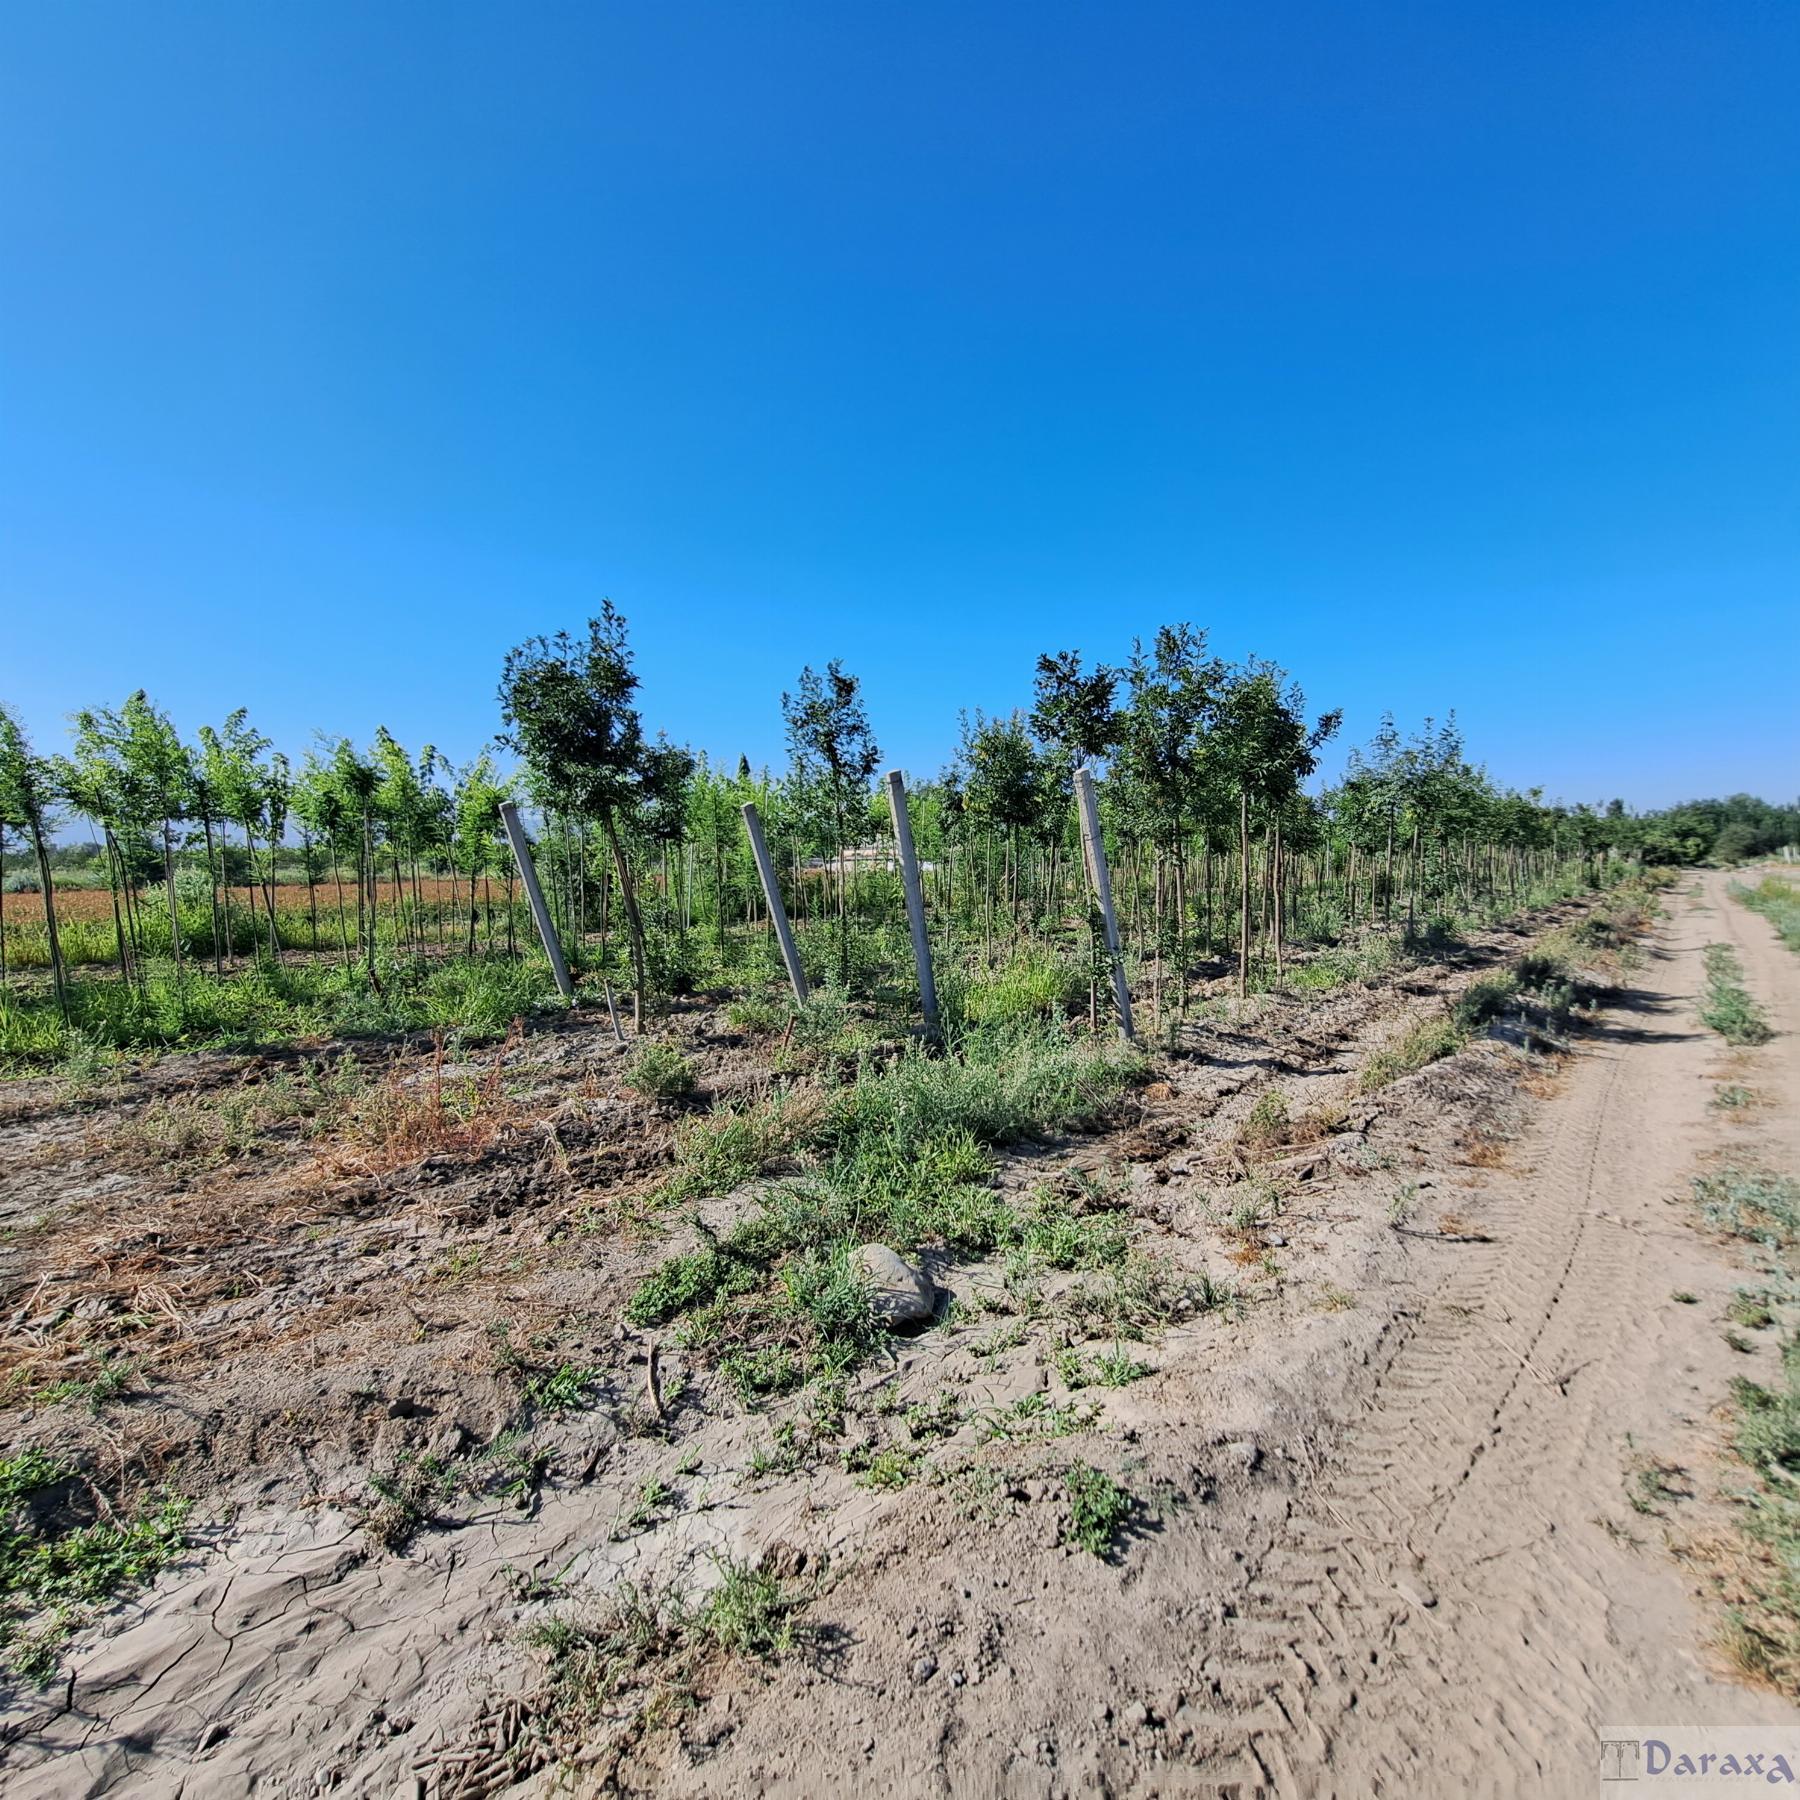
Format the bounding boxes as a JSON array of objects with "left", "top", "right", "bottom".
[
  {"left": 1064, "top": 1462, "right": 1133, "bottom": 1557},
  {"left": 1452, "top": 973, "right": 1518, "bottom": 1033},
  {"left": 1240, "top": 1088, "right": 1291, "bottom": 1149},
  {"left": 627, "top": 1041, "right": 699, "bottom": 1103}
]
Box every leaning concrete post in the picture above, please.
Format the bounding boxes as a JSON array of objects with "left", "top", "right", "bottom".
[
  {"left": 741, "top": 801, "right": 809, "bottom": 1004},
  {"left": 1074, "top": 768, "right": 1134, "bottom": 1041},
  {"left": 885, "top": 768, "right": 939, "bottom": 1037},
  {"left": 498, "top": 802, "right": 574, "bottom": 1001}
]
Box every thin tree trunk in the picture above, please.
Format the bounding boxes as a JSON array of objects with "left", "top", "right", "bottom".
[
  {"left": 600, "top": 811, "right": 649, "bottom": 1032},
  {"left": 29, "top": 817, "right": 68, "bottom": 1019},
  {"left": 1238, "top": 790, "right": 1251, "bottom": 998}
]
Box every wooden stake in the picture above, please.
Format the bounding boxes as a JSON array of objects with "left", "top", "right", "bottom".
[
  {"left": 498, "top": 801, "right": 575, "bottom": 1001},
  {"left": 885, "top": 768, "right": 940, "bottom": 1037},
  {"left": 1074, "top": 768, "right": 1134, "bottom": 1041},
  {"left": 741, "top": 801, "right": 809, "bottom": 1004}
]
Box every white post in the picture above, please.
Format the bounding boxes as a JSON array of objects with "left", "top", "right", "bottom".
[
  {"left": 741, "top": 801, "right": 809, "bottom": 1004},
  {"left": 1075, "top": 768, "right": 1134, "bottom": 1041},
  {"left": 498, "top": 802, "right": 575, "bottom": 1001},
  {"left": 885, "top": 768, "right": 939, "bottom": 1037}
]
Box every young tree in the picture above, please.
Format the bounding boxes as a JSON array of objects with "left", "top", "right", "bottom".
[
  {"left": 499, "top": 604, "right": 655, "bottom": 1027},
  {"left": 201, "top": 710, "right": 276, "bottom": 961},
  {"left": 1030, "top": 650, "right": 1121, "bottom": 777},
  {"left": 450, "top": 753, "right": 509, "bottom": 955},
  {"left": 0, "top": 704, "right": 69, "bottom": 1017},
  {"left": 1213, "top": 661, "right": 1340, "bottom": 993},
  {"left": 117, "top": 692, "right": 195, "bottom": 974},
  {"left": 55, "top": 717, "right": 138, "bottom": 982},
  {"left": 292, "top": 748, "right": 358, "bottom": 968},
  {"left": 782, "top": 660, "right": 880, "bottom": 985},
  {"left": 1111, "top": 626, "right": 1225, "bottom": 996},
  {"left": 957, "top": 710, "right": 1050, "bottom": 918}
]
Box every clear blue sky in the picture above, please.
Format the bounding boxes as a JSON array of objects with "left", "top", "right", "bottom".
[{"left": 3, "top": 2, "right": 1796, "bottom": 807}]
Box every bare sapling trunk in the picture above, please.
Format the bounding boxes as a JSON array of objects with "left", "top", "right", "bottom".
[
  {"left": 599, "top": 811, "right": 649, "bottom": 1032},
  {"left": 28, "top": 815, "right": 69, "bottom": 1020},
  {"left": 1237, "top": 790, "right": 1252, "bottom": 998}
]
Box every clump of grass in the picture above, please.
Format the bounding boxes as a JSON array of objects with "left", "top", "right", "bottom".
[
  {"left": 727, "top": 992, "right": 792, "bottom": 1034},
  {"left": 1699, "top": 944, "right": 1773, "bottom": 1046},
  {"left": 526, "top": 1554, "right": 806, "bottom": 1750},
  {"left": 657, "top": 1088, "right": 820, "bottom": 1203},
  {"left": 962, "top": 945, "right": 1083, "bottom": 1025},
  {"left": 1239, "top": 1088, "right": 1292, "bottom": 1150},
  {"left": 1714, "top": 1084, "right": 1758, "bottom": 1112},
  {"left": 1070, "top": 1251, "right": 1232, "bottom": 1337},
  {"left": 628, "top": 1042, "right": 699, "bottom": 1103},
  {"left": 1055, "top": 1345, "right": 1151, "bottom": 1389},
  {"left": 629, "top": 1025, "right": 1143, "bottom": 1391},
  {"left": 611, "top": 1477, "right": 677, "bottom": 1540},
  {"left": 903, "top": 1391, "right": 964, "bottom": 1441},
  {"left": 1712, "top": 1306, "right": 1800, "bottom": 1692},
  {"left": 524, "top": 1362, "right": 607, "bottom": 1414},
  {"left": 844, "top": 1444, "right": 920, "bottom": 1490},
  {"left": 1452, "top": 972, "right": 1520, "bottom": 1033},
  {"left": 1728, "top": 1290, "right": 1776, "bottom": 1330},
  {"left": 26, "top": 1352, "right": 137, "bottom": 1416},
  {"left": 976, "top": 1392, "right": 1099, "bottom": 1444},
  {"left": 0, "top": 1450, "right": 189, "bottom": 1683},
  {"left": 1359, "top": 1015, "right": 1466, "bottom": 1092},
  {"left": 363, "top": 1451, "right": 456, "bottom": 1549},
  {"left": 1063, "top": 1462, "right": 1134, "bottom": 1557}
]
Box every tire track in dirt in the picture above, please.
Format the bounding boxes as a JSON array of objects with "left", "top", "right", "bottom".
[{"left": 1193, "top": 874, "right": 1797, "bottom": 1797}]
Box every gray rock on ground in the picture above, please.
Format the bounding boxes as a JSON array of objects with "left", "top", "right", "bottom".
[{"left": 853, "top": 1243, "right": 936, "bottom": 1327}]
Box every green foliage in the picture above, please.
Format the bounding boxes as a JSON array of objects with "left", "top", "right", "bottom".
[
  {"left": 976, "top": 1392, "right": 1099, "bottom": 1443},
  {"left": 627, "top": 1041, "right": 699, "bottom": 1102},
  {"left": 1063, "top": 1463, "right": 1134, "bottom": 1557},
  {"left": 0, "top": 1451, "right": 189, "bottom": 1683},
  {"left": 1070, "top": 1250, "right": 1228, "bottom": 1336},
  {"left": 1717, "top": 1295, "right": 1800, "bottom": 1692},
  {"left": 1055, "top": 1345, "right": 1151, "bottom": 1389},
  {"left": 1736, "top": 877, "right": 1800, "bottom": 955},
  {"left": 1359, "top": 1014, "right": 1466, "bottom": 1091},
  {"left": 962, "top": 944, "right": 1082, "bottom": 1025},
  {"left": 1692, "top": 1167, "right": 1800, "bottom": 1246},
  {"left": 1699, "top": 943, "right": 1773, "bottom": 1046},
  {"left": 846, "top": 1445, "right": 920, "bottom": 1490}
]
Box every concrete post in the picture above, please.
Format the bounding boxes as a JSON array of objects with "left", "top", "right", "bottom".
[
  {"left": 741, "top": 801, "right": 809, "bottom": 1004},
  {"left": 885, "top": 768, "right": 939, "bottom": 1037},
  {"left": 498, "top": 802, "right": 574, "bottom": 1001},
  {"left": 1074, "top": 768, "right": 1134, "bottom": 1041}
]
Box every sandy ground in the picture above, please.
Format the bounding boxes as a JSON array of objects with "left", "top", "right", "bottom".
[{"left": 2, "top": 872, "right": 1796, "bottom": 1797}]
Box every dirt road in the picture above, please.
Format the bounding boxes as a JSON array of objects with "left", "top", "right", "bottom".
[{"left": 1177, "top": 868, "right": 1800, "bottom": 1792}]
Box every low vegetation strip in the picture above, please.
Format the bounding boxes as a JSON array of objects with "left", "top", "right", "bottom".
[
  {"left": 1695, "top": 1162, "right": 1800, "bottom": 1695},
  {"left": 1735, "top": 876, "right": 1800, "bottom": 957},
  {"left": 1699, "top": 943, "right": 1774, "bottom": 1047}
]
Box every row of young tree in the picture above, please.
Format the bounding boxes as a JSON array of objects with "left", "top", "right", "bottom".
[{"left": 2, "top": 610, "right": 1791, "bottom": 1025}]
